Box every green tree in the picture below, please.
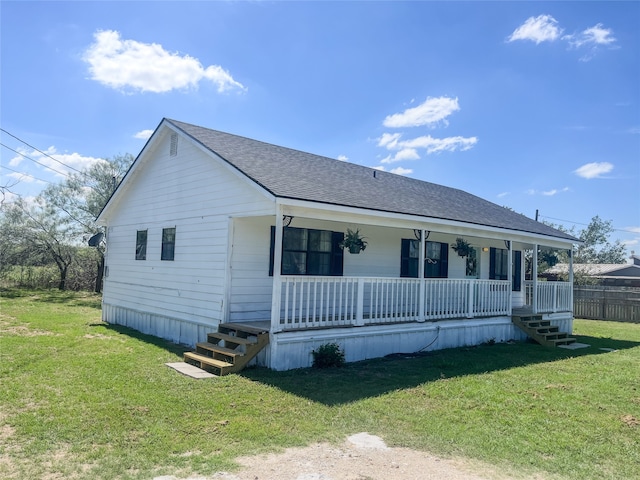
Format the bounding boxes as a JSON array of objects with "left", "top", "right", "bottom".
[
  {"left": 541, "top": 215, "right": 627, "bottom": 271},
  {"left": 41, "top": 153, "right": 134, "bottom": 292},
  {"left": 3, "top": 197, "right": 76, "bottom": 290},
  {"left": 574, "top": 215, "right": 626, "bottom": 264}
]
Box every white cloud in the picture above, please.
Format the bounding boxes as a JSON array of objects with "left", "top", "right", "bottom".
[
  {"left": 564, "top": 23, "right": 617, "bottom": 61},
  {"left": 574, "top": 162, "right": 614, "bottom": 179},
  {"left": 377, "top": 132, "right": 402, "bottom": 149},
  {"left": 41, "top": 150, "right": 104, "bottom": 177},
  {"left": 6, "top": 171, "right": 38, "bottom": 183},
  {"left": 379, "top": 135, "right": 477, "bottom": 160},
  {"left": 19, "top": 146, "right": 105, "bottom": 178},
  {"left": 383, "top": 96, "right": 459, "bottom": 128},
  {"left": 497, "top": 192, "right": 510, "bottom": 198},
  {"left": 83, "top": 30, "right": 246, "bottom": 94},
  {"left": 507, "top": 15, "right": 562, "bottom": 44},
  {"left": 542, "top": 187, "right": 570, "bottom": 196},
  {"left": 8, "top": 153, "right": 23, "bottom": 167},
  {"left": 389, "top": 166, "right": 413, "bottom": 176},
  {"left": 400, "top": 135, "right": 478, "bottom": 154},
  {"left": 564, "top": 23, "right": 616, "bottom": 48},
  {"left": 133, "top": 129, "right": 154, "bottom": 140},
  {"left": 380, "top": 148, "right": 420, "bottom": 164},
  {"left": 377, "top": 96, "right": 476, "bottom": 163},
  {"left": 628, "top": 126, "right": 640, "bottom": 135},
  {"left": 526, "top": 187, "right": 570, "bottom": 196},
  {"left": 337, "top": 155, "right": 348, "bottom": 162}
]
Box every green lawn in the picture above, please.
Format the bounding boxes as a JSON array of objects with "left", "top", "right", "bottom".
[{"left": 1, "top": 289, "right": 638, "bottom": 479}]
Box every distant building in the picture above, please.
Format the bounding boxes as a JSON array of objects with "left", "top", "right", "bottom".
[{"left": 543, "top": 256, "right": 640, "bottom": 288}]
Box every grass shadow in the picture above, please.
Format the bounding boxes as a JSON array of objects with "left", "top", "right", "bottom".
[
  {"left": 94, "top": 322, "right": 187, "bottom": 358},
  {"left": 0, "top": 288, "right": 102, "bottom": 309},
  {"left": 242, "top": 334, "right": 640, "bottom": 406}
]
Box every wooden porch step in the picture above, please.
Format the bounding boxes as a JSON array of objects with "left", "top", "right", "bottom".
[
  {"left": 538, "top": 332, "right": 567, "bottom": 340},
  {"left": 512, "top": 315, "right": 575, "bottom": 348},
  {"left": 207, "top": 332, "right": 256, "bottom": 346},
  {"left": 219, "top": 322, "right": 269, "bottom": 335},
  {"left": 535, "top": 326, "right": 560, "bottom": 333},
  {"left": 196, "top": 342, "right": 243, "bottom": 358},
  {"left": 184, "top": 352, "right": 234, "bottom": 375},
  {"left": 182, "top": 322, "right": 270, "bottom": 377},
  {"left": 521, "top": 320, "right": 551, "bottom": 328}
]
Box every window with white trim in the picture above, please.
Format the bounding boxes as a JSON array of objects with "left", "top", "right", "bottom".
[
  {"left": 161, "top": 227, "right": 176, "bottom": 261},
  {"left": 135, "top": 230, "right": 147, "bottom": 260},
  {"left": 270, "top": 227, "right": 344, "bottom": 276}
]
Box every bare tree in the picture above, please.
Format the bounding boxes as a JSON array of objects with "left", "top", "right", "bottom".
[
  {"left": 41, "top": 154, "right": 134, "bottom": 292},
  {"left": 3, "top": 197, "right": 76, "bottom": 290}
]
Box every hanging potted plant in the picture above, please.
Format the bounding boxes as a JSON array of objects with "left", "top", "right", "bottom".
[
  {"left": 451, "top": 237, "right": 471, "bottom": 258},
  {"left": 340, "top": 228, "right": 368, "bottom": 254}
]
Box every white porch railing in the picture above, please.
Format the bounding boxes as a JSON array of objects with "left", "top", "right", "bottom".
[
  {"left": 525, "top": 281, "right": 572, "bottom": 313},
  {"left": 277, "top": 277, "right": 511, "bottom": 331}
]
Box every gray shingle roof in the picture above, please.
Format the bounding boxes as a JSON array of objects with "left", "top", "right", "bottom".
[
  {"left": 545, "top": 263, "right": 640, "bottom": 277},
  {"left": 167, "top": 119, "right": 578, "bottom": 243}
]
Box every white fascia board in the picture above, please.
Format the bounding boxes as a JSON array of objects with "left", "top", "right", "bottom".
[{"left": 277, "top": 198, "right": 577, "bottom": 249}]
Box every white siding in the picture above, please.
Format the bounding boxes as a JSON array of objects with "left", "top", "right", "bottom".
[
  {"left": 229, "top": 216, "right": 274, "bottom": 321},
  {"left": 102, "top": 130, "right": 274, "bottom": 343}
]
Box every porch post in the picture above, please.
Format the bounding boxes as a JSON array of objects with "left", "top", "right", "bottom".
[
  {"left": 270, "top": 205, "right": 284, "bottom": 333},
  {"left": 569, "top": 247, "right": 574, "bottom": 314},
  {"left": 532, "top": 244, "right": 538, "bottom": 314},
  {"left": 418, "top": 229, "right": 426, "bottom": 322},
  {"left": 507, "top": 240, "right": 512, "bottom": 313},
  {"left": 355, "top": 277, "right": 365, "bottom": 326}
]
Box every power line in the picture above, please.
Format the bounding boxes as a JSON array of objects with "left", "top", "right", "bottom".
[
  {"left": 539, "top": 214, "right": 637, "bottom": 234},
  {"left": 0, "top": 164, "right": 54, "bottom": 185},
  {"left": 1, "top": 142, "right": 71, "bottom": 179},
  {"left": 1, "top": 128, "right": 85, "bottom": 175}
]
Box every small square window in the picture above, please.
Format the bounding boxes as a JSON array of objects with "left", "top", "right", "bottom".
[
  {"left": 135, "top": 230, "right": 147, "bottom": 260},
  {"left": 161, "top": 227, "right": 176, "bottom": 261}
]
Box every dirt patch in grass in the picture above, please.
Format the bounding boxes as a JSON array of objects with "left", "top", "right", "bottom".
[
  {"left": 157, "top": 433, "right": 543, "bottom": 480},
  {"left": 621, "top": 414, "right": 639, "bottom": 427},
  {"left": 0, "top": 316, "right": 57, "bottom": 337},
  {"left": 83, "top": 333, "right": 122, "bottom": 341}
]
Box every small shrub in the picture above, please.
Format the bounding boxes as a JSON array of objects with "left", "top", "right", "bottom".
[{"left": 311, "top": 342, "right": 345, "bottom": 368}]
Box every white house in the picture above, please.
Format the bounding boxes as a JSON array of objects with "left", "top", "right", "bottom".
[{"left": 97, "top": 118, "right": 579, "bottom": 372}]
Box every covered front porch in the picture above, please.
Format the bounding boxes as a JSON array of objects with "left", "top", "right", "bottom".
[
  {"left": 259, "top": 204, "right": 573, "bottom": 330},
  {"left": 227, "top": 204, "right": 576, "bottom": 369}
]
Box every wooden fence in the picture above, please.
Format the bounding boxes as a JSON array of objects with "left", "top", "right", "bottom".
[{"left": 574, "top": 286, "right": 640, "bottom": 323}]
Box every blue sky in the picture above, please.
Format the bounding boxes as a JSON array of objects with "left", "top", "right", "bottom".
[{"left": 1, "top": 1, "right": 639, "bottom": 256}]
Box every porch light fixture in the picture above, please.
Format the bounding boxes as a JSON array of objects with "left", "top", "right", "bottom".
[
  {"left": 482, "top": 247, "right": 489, "bottom": 252},
  {"left": 283, "top": 215, "right": 294, "bottom": 227},
  {"left": 504, "top": 240, "right": 511, "bottom": 250}
]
